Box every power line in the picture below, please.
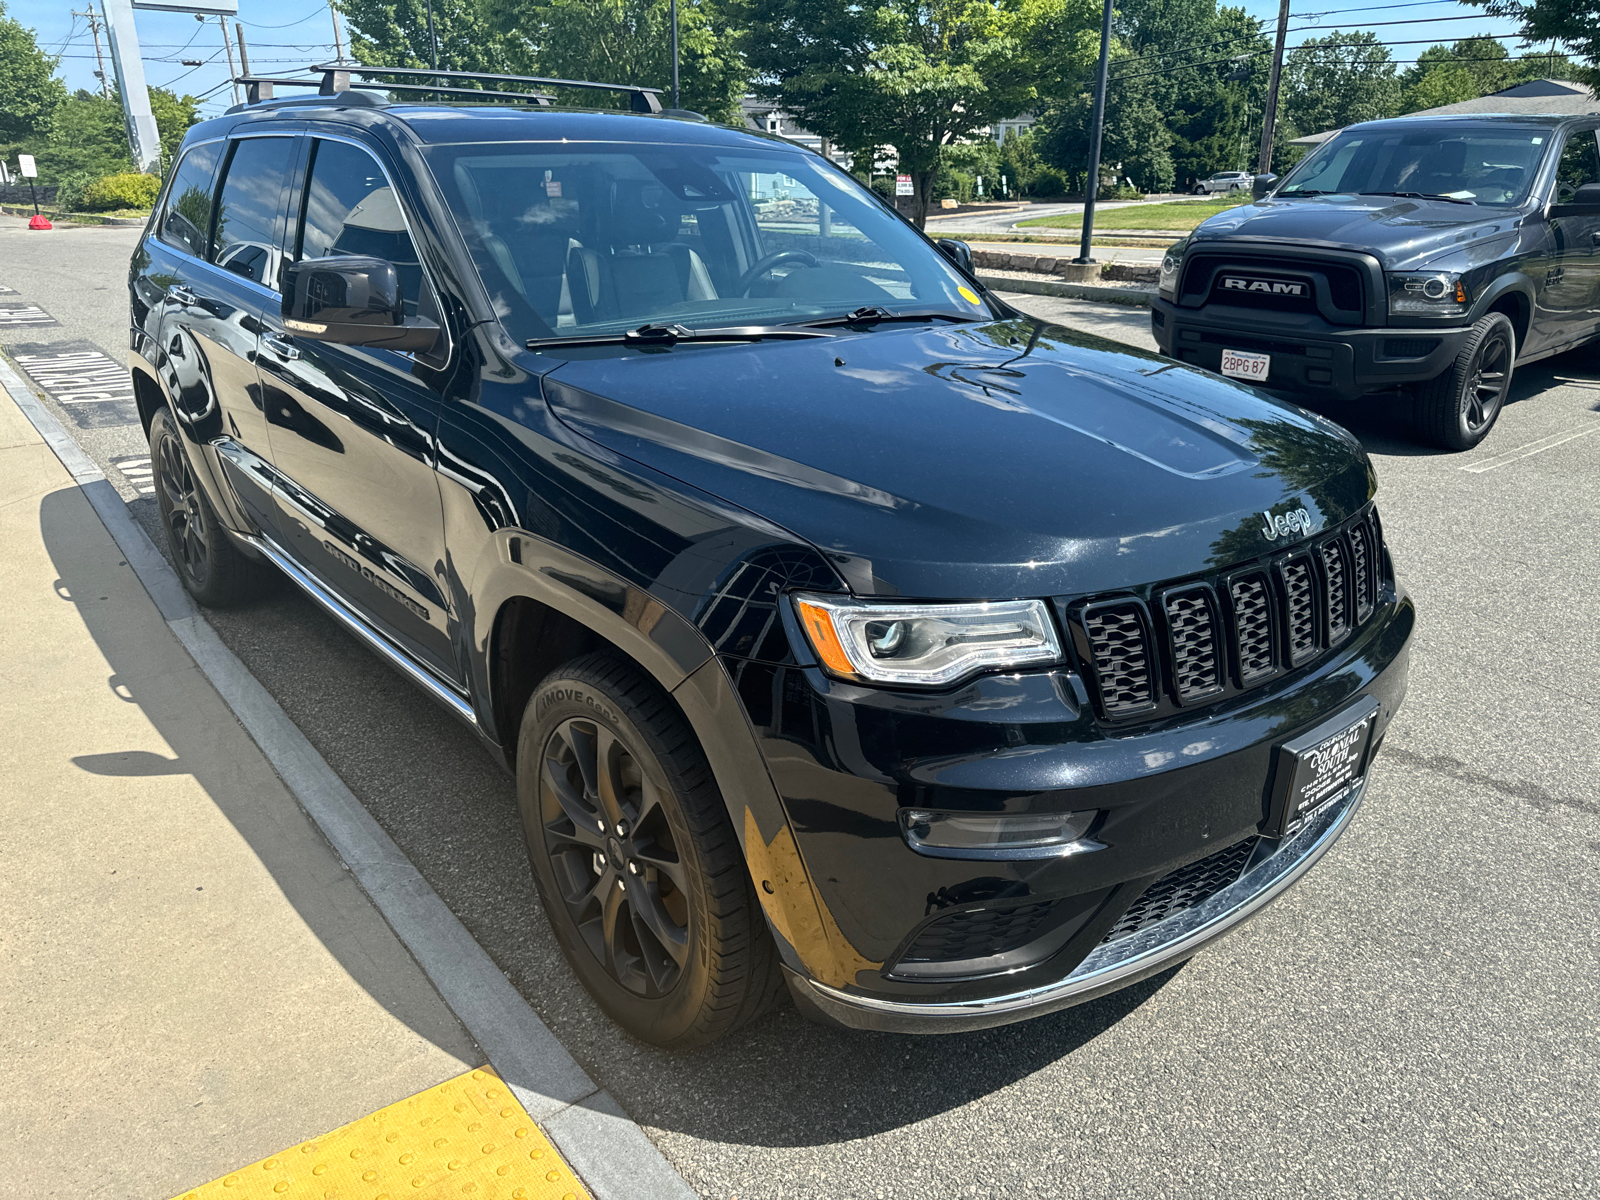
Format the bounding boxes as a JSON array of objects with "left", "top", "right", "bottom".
[{"left": 237, "top": 6, "right": 328, "bottom": 30}]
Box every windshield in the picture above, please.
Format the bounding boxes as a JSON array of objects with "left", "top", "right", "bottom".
[
  {"left": 1276, "top": 124, "right": 1554, "bottom": 206},
  {"left": 423, "top": 141, "right": 988, "bottom": 343}
]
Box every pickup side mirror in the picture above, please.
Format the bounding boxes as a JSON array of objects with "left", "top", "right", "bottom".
[
  {"left": 281, "top": 255, "right": 441, "bottom": 353},
  {"left": 934, "top": 238, "right": 974, "bottom": 274},
  {"left": 1252, "top": 173, "right": 1279, "bottom": 200},
  {"left": 1573, "top": 182, "right": 1600, "bottom": 206}
]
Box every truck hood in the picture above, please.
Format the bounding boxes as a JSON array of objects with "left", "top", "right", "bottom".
[
  {"left": 1194, "top": 195, "right": 1522, "bottom": 271},
  {"left": 540, "top": 319, "right": 1375, "bottom": 598}
]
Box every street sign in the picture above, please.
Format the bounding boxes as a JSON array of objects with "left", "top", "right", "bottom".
[
  {"left": 131, "top": 0, "right": 238, "bottom": 13},
  {"left": 895, "top": 174, "right": 913, "bottom": 196},
  {"left": 18, "top": 154, "right": 37, "bottom": 178}
]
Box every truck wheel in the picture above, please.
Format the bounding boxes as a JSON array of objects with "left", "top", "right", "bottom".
[
  {"left": 516, "top": 652, "right": 783, "bottom": 1048},
  {"left": 1414, "top": 312, "right": 1514, "bottom": 451},
  {"left": 149, "top": 406, "right": 268, "bottom": 607}
]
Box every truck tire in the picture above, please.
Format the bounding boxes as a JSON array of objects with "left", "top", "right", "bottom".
[
  {"left": 516, "top": 652, "right": 784, "bottom": 1048},
  {"left": 149, "top": 406, "right": 270, "bottom": 607},
  {"left": 1414, "top": 311, "right": 1514, "bottom": 451}
]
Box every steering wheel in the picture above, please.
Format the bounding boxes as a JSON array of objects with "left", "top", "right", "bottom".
[{"left": 735, "top": 250, "right": 818, "bottom": 296}]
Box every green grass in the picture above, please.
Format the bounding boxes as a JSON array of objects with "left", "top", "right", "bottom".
[{"left": 1016, "top": 197, "right": 1249, "bottom": 232}]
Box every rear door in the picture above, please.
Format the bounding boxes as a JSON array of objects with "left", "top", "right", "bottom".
[
  {"left": 255, "top": 133, "right": 460, "bottom": 682},
  {"left": 154, "top": 131, "right": 298, "bottom": 536}
]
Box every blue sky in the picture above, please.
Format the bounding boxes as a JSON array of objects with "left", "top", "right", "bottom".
[{"left": 11, "top": 0, "right": 1534, "bottom": 125}]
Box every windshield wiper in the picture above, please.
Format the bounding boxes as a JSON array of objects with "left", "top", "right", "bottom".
[
  {"left": 1277, "top": 189, "right": 1338, "bottom": 197},
  {"left": 526, "top": 322, "right": 836, "bottom": 350},
  {"left": 1360, "top": 191, "right": 1475, "bottom": 205},
  {"left": 792, "top": 305, "right": 975, "bottom": 329}
]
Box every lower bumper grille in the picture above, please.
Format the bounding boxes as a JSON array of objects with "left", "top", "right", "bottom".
[
  {"left": 900, "top": 900, "right": 1058, "bottom": 964},
  {"left": 1103, "top": 837, "right": 1260, "bottom": 944}
]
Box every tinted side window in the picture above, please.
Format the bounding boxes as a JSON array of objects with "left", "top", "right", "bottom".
[
  {"left": 159, "top": 142, "right": 222, "bottom": 257},
  {"left": 210, "top": 137, "right": 295, "bottom": 289},
  {"left": 1555, "top": 130, "right": 1600, "bottom": 201},
  {"left": 298, "top": 139, "right": 428, "bottom": 317}
]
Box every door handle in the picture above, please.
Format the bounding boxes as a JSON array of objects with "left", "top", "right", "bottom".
[
  {"left": 262, "top": 333, "right": 300, "bottom": 361},
  {"left": 167, "top": 285, "right": 197, "bottom": 305}
]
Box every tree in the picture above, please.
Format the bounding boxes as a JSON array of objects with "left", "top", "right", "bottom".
[
  {"left": 0, "top": 0, "right": 67, "bottom": 143},
  {"left": 1281, "top": 31, "right": 1402, "bottom": 141},
  {"left": 481, "top": 0, "right": 747, "bottom": 123},
  {"left": 731, "top": 0, "right": 1097, "bottom": 227},
  {"left": 1474, "top": 0, "right": 1600, "bottom": 85},
  {"left": 1036, "top": 51, "right": 1176, "bottom": 193},
  {"left": 1401, "top": 34, "right": 1580, "bottom": 111},
  {"left": 340, "top": 0, "right": 514, "bottom": 78},
  {"left": 32, "top": 88, "right": 199, "bottom": 184}
]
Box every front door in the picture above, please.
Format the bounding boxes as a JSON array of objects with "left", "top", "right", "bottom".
[
  {"left": 1532, "top": 125, "right": 1600, "bottom": 353},
  {"left": 255, "top": 134, "right": 460, "bottom": 682}
]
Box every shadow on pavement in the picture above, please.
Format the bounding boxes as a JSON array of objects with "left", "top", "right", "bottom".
[{"left": 38, "top": 485, "right": 478, "bottom": 1063}]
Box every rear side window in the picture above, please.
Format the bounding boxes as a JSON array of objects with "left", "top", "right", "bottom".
[
  {"left": 1554, "top": 130, "right": 1600, "bottom": 202},
  {"left": 159, "top": 142, "right": 222, "bottom": 257},
  {"left": 298, "top": 138, "right": 430, "bottom": 318},
  {"left": 210, "top": 137, "right": 295, "bottom": 289}
]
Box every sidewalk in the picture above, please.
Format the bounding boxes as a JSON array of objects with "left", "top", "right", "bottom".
[{"left": 0, "top": 380, "right": 600, "bottom": 1195}]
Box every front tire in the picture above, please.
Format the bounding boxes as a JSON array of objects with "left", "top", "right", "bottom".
[
  {"left": 516, "top": 652, "right": 783, "bottom": 1048},
  {"left": 149, "top": 406, "right": 268, "bottom": 606},
  {"left": 1414, "top": 312, "right": 1515, "bottom": 450}
]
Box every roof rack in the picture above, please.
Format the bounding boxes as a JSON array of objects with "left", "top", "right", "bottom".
[{"left": 234, "top": 63, "right": 664, "bottom": 114}]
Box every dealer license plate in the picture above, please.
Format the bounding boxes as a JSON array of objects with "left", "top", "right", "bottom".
[
  {"left": 1266, "top": 698, "right": 1380, "bottom": 838},
  {"left": 1220, "top": 348, "right": 1270, "bottom": 382}
]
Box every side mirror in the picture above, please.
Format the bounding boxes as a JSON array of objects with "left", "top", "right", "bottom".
[
  {"left": 281, "top": 255, "right": 440, "bottom": 353},
  {"left": 1252, "top": 173, "right": 1279, "bottom": 200},
  {"left": 934, "top": 238, "right": 974, "bottom": 274},
  {"left": 1573, "top": 182, "right": 1600, "bottom": 206}
]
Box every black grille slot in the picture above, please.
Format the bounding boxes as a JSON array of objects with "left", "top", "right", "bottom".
[
  {"left": 1281, "top": 556, "right": 1319, "bottom": 665},
  {"left": 1349, "top": 521, "right": 1375, "bottom": 621},
  {"left": 900, "top": 901, "right": 1057, "bottom": 964},
  {"left": 1320, "top": 540, "right": 1350, "bottom": 644},
  {"left": 1229, "top": 573, "right": 1276, "bottom": 683},
  {"left": 1198, "top": 331, "right": 1308, "bottom": 356},
  {"left": 1164, "top": 588, "right": 1222, "bottom": 702},
  {"left": 1084, "top": 603, "right": 1155, "bottom": 716},
  {"left": 1182, "top": 253, "right": 1364, "bottom": 320},
  {"left": 1103, "top": 838, "right": 1260, "bottom": 943},
  {"left": 1383, "top": 337, "right": 1440, "bottom": 358}
]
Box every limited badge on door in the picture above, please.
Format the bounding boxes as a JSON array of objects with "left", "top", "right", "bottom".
[{"left": 1220, "top": 348, "right": 1270, "bottom": 382}]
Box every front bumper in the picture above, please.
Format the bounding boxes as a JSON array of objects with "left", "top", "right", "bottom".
[
  {"left": 789, "top": 776, "right": 1368, "bottom": 1033},
  {"left": 1151, "top": 297, "right": 1470, "bottom": 401}
]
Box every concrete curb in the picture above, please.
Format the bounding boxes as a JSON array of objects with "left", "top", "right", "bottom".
[
  {"left": 980, "top": 274, "right": 1156, "bottom": 307},
  {"left": 0, "top": 355, "right": 696, "bottom": 1200}
]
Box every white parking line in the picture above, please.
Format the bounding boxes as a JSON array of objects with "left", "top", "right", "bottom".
[
  {"left": 0, "top": 304, "right": 58, "bottom": 326},
  {"left": 109, "top": 454, "right": 155, "bottom": 496},
  {"left": 1459, "top": 423, "right": 1600, "bottom": 472}
]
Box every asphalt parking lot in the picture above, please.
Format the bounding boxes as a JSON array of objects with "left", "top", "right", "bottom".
[{"left": 5, "top": 217, "right": 1597, "bottom": 1198}]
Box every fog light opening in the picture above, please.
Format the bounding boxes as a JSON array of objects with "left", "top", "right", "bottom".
[{"left": 900, "top": 809, "right": 1102, "bottom": 860}]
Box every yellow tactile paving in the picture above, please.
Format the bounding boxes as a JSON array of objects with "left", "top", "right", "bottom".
[{"left": 172, "top": 1067, "right": 590, "bottom": 1200}]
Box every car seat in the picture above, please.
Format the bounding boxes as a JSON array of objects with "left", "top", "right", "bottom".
[{"left": 566, "top": 179, "right": 717, "bottom": 323}]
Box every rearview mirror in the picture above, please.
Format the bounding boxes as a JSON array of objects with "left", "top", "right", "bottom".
[
  {"left": 1252, "top": 174, "right": 1279, "bottom": 200},
  {"left": 281, "top": 255, "right": 440, "bottom": 353},
  {"left": 934, "top": 238, "right": 974, "bottom": 274}
]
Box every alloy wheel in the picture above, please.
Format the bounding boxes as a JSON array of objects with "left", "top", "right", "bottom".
[
  {"left": 1465, "top": 329, "right": 1510, "bottom": 433},
  {"left": 539, "top": 718, "right": 691, "bottom": 997},
  {"left": 156, "top": 433, "right": 209, "bottom": 586}
]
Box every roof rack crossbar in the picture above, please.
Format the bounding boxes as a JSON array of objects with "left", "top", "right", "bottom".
[{"left": 311, "top": 62, "right": 665, "bottom": 113}]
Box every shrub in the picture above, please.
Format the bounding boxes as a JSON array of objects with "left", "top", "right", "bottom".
[
  {"left": 76, "top": 171, "right": 161, "bottom": 212},
  {"left": 1099, "top": 183, "right": 1145, "bottom": 201},
  {"left": 1028, "top": 166, "right": 1070, "bottom": 198}
]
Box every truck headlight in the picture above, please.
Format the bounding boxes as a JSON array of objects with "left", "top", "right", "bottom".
[
  {"left": 792, "top": 594, "right": 1063, "bottom": 687},
  {"left": 1387, "top": 271, "right": 1470, "bottom": 318}
]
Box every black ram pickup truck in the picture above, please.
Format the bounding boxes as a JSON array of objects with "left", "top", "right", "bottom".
[{"left": 1153, "top": 113, "right": 1600, "bottom": 449}]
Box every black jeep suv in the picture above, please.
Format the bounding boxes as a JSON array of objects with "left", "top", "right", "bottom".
[
  {"left": 1154, "top": 113, "right": 1600, "bottom": 449},
  {"left": 128, "top": 67, "right": 1413, "bottom": 1047}
]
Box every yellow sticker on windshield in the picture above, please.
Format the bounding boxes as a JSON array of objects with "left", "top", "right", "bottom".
[{"left": 958, "top": 286, "right": 980, "bottom": 305}]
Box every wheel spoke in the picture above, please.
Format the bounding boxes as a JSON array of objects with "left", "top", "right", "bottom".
[
  {"left": 543, "top": 746, "right": 605, "bottom": 841},
  {"left": 567, "top": 721, "right": 602, "bottom": 803},
  {"left": 185, "top": 521, "right": 207, "bottom": 572},
  {"left": 632, "top": 842, "right": 690, "bottom": 895},
  {"left": 629, "top": 883, "right": 689, "bottom": 971},
  {"left": 593, "top": 727, "right": 627, "bottom": 828}
]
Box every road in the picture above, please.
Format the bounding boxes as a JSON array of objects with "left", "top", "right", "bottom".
[{"left": 5, "top": 215, "right": 1597, "bottom": 1199}]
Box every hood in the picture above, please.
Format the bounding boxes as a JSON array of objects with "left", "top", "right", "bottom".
[
  {"left": 1193, "top": 195, "right": 1521, "bottom": 271},
  {"left": 540, "top": 319, "right": 1375, "bottom": 599}
]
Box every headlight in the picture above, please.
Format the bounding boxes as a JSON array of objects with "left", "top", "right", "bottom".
[
  {"left": 1159, "top": 244, "right": 1185, "bottom": 300},
  {"left": 1387, "top": 271, "right": 1470, "bottom": 318},
  {"left": 792, "top": 594, "right": 1063, "bottom": 687}
]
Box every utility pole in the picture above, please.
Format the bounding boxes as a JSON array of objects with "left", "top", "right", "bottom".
[
  {"left": 76, "top": 6, "right": 112, "bottom": 98},
  {"left": 1075, "top": 0, "right": 1113, "bottom": 265},
  {"left": 329, "top": 0, "right": 345, "bottom": 62},
  {"left": 214, "top": 14, "right": 241, "bottom": 106},
  {"left": 424, "top": 0, "right": 439, "bottom": 72},
  {"left": 670, "top": 0, "right": 680, "bottom": 109},
  {"left": 1257, "top": 0, "right": 1291, "bottom": 176},
  {"left": 235, "top": 20, "right": 253, "bottom": 88},
  {"left": 100, "top": 0, "right": 162, "bottom": 174}
]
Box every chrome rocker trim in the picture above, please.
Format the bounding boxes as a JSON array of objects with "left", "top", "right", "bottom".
[
  {"left": 239, "top": 532, "right": 478, "bottom": 728},
  {"left": 793, "top": 777, "right": 1369, "bottom": 1034}
]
